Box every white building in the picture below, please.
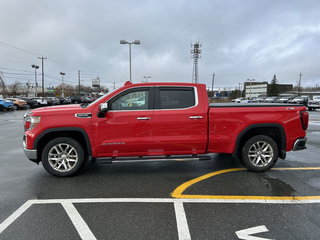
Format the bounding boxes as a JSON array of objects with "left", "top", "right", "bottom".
[{"left": 245, "top": 83, "right": 268, "bottom": 98}]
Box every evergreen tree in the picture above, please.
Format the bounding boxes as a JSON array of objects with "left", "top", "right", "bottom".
[{"left": 268, "top": 74, "right": 279, "bottom": 96}]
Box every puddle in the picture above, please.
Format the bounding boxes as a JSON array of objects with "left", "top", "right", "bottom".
[{"left": 259, "top": 174, "right": 297, "bottom": 196}]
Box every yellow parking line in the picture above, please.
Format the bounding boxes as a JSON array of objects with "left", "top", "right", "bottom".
[{"left": 171, "top": 167, "right": 320, "bottom": 200}]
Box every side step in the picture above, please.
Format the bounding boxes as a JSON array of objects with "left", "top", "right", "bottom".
[{"left": 96, "top": 154, "right": 211, "bottom": 164}]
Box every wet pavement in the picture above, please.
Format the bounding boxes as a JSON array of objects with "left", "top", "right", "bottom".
[{"left": 0, "top": 109, "right": 320, "bottom": 239}]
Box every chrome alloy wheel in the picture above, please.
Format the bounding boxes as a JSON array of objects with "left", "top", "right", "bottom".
[
  {"left": 48, "top": 143, "right": 78, "bottom": 172},
  {"left": 248, "top": 141, "right": 274, "bottom": 167}
]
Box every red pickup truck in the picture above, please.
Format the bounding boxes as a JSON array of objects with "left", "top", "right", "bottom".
[{"left": 23, "top": 82, "right": 308, "bottom": 177}]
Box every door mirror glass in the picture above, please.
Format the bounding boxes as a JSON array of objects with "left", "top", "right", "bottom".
[{"left": 100, "top": 102, "right": 109, "bottom": 112}]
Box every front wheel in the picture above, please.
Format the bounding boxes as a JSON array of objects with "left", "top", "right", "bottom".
[
  {"left": 241, "top": 135, "right": 278, "bottom": 172},
  {"left": 41, "top": 137, "right": 85, "bottom": 177}
]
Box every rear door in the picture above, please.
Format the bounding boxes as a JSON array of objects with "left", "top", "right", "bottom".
[{"left": 151, "top": 86, "right": 208, "bottom": 155}]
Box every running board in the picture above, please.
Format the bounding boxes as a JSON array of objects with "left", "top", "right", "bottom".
[{"left": 96, "top": 155, "right": 211, "bottom": 164}]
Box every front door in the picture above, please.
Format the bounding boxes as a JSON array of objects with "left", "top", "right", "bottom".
[{"left": 93, "top": 87, "right": 154, "bottom": 157}]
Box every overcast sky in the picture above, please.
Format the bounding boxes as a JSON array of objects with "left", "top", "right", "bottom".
[{"left": 0, "top": 0, "right": 320, "bottom": 90}]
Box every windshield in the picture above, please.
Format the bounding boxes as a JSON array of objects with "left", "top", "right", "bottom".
[{"left": 84, "top": 90, "right": 115, "bottom": 108}]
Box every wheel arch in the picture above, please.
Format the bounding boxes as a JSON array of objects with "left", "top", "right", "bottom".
[
  {"left": 34, "top": 127, "right": 92, "bottom": 161},
  {"left": 234, "top": 123, "right": 286, "bottom": 159}
]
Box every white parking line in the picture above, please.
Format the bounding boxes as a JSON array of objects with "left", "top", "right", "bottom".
[
  {"left": 62, "top": 202, "right": 97, "bottom": 240},
  {"left": 0, "top": 200, "right": 33, "bottom": 234},
  {"left": 1, "top": 198, "right": 320, "bottom": 239},
  {"left": 174, "top": 201, "right": 191, "bottom": 240}
]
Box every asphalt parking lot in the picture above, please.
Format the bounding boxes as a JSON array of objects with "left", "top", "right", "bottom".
[{"left": 0, "top": 110, "right": 320, "bottom": 239}]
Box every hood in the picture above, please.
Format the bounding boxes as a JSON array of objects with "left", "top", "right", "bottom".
[{"left": 31, "top": 104, "right": 83, "bottom": 114}]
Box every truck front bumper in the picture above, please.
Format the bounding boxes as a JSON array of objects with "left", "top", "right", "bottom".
[
  {"left": 24, "top": 148, "right": 37, "bottom": 160},
  {"left": 23, "top": 135, "right": 39, "bottom": 164},
  {"left": 293, "top": 137, "right": 307, "bottom": 151}
]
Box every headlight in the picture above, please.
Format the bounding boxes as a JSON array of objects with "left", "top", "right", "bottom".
[
  {"left": 24, "top": 113, "right": 40, "bottom": 131},
  {"left": 30, "top": 116, "right": 41, "bottom": 129}
]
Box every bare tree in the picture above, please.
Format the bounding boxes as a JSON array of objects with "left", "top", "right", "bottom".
[{"left": 0, "top": 71, "right": 8, "bottom": 97}]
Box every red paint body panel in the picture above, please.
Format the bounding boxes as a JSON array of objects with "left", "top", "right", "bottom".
[
  {"left": 208, "top": 106, "right": 306, "bottom": 154},
  {"left": 24, "top": 82, "right": 308, "bottom": 160}
]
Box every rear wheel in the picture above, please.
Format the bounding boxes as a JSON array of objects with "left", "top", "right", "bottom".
[
  {"left": 0, "top": 105, "right": 4, "bottom": 111},
  {"left": 241, "top": 135, "right": 278, "bottom": 172},
  {"left": 41, "top": 137, "right": 85, "bottom": 177}
]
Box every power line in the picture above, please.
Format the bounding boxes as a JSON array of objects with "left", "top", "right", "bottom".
[
  {"left": 0, "top": 41, "right": 42, "bottom": 56},
  {"left": 0, "top": 67, "right": 33, "bottom": 73}
]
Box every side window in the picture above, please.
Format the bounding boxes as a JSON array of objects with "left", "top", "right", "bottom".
[
  {"left": 159, "top": 87, "right": 195, "bottom": 109},
  {"left": 110, "top": 90, "right": 149, "bottom": 110}
]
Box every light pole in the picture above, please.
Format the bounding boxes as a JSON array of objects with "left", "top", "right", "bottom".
[
  {"left": 143, "top": 76, "right": 151, "bottom": 82},
  {"left": 31, "top": 64, "right": 39, "bottom": 97},
  {"left": 60, "top": 72, "right": 65, "bottom": 97},
  {"left": 246, "top": 79, "right": 255, "bottom": 99},
  {"left": 120, "top": 40, "right": 140, "bottom": 82}
]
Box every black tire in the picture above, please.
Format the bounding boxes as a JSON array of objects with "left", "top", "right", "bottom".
[
  {"left": 241, "top": 135, "right": 278, "bottom": 172},
  {"left": 41, "top": 137, "right": 85, "bottom": 177},
  {"left": 0, "top": 105, "right": 4, "bottom": 111}
]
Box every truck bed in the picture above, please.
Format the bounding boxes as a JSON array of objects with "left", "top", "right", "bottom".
[{"left": 210, "top": 103, "right": 304, "bottom": 108}]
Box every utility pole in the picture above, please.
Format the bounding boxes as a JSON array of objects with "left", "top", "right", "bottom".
[
  {"left": 211, "top": 73, "right": 215, "bottom": 100},
  {"left": 78, "top": 70, "right": 81, "bottom": 95},
  {"left": 238, "top": 83, "right": 242, "bottom": 97},
  {"left": 38, "top": 56, "right": 47, "bottom": 96},
  {"left": 298, "top": 72, "right": 302, "bottom": 96},
  {"left": 113, "top": 82, "right": 116, "bottom": 90}
]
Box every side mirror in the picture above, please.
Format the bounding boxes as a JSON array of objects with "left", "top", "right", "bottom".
[
  {"left": 97, "top": 102, "right": 109, "bottom": 118},
  {"left": 100, "top": 102, "right": 109, "bottom": 112}
]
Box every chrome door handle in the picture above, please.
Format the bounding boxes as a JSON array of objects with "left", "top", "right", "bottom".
[
  {"left": 137, "top": 117, "right": 151, "bottom": 120},
  {"left": 189, "top": 116, "right": 203, "bottom": 119}
]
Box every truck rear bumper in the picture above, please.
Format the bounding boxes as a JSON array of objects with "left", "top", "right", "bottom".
[{"left": 293, "top": 137, "right": 307, "bottom": 151}]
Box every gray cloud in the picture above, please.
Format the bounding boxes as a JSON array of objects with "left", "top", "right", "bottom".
[{"left": 0, "top": 0, "right": 320, "bottom": 90}]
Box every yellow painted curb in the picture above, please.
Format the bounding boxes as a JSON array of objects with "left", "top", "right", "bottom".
[{"left": 171, "top": 167, "right": 320, "bottom": 200}]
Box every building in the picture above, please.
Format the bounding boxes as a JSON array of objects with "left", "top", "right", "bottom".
[{"left": 244, "top": 81, "right": 293, "bottom": 98}]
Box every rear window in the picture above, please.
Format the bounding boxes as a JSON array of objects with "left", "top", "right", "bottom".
[{"left": 159, "top": 87, "right": 195, "bottom": 109}]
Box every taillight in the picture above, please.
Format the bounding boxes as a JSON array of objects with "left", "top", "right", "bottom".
[{"left": 300, "top": 111, "right": 309, "bottom": 130}]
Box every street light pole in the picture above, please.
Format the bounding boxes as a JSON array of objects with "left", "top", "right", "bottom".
[
  {"left": 60, "top": 72, "right": 65, "bottom": 97},
  {"left": 31, "top": 64, "right": 39, "bottom": 97},
  {"left": 38, "top": 56, "right": 47, "bottom": 96},
  {"left": 120, "top": 40, "right": 141, "bottom": 82}
]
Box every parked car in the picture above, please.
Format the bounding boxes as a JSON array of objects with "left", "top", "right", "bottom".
[
  {"left": 31, "top": 97, "right": 48, "bottom": 107},
  {"left": 83, "top": 96, "right": 94, "bottom": 103},
  {"left": 288, "top": 96, "right": 309, "bottom": 106},
  {"left": 46, "top": 97, "right": 60, "bottom": 106},
  {"left": 19, "top": 97, "right": 39, "bottom": 109},
  {"left": 250, "top": 97, "right": 259, "bottom": 102},
  {"left": 276, "top": 96, "right": 295, "bottom": 103},
  {"left": 70, "top": 96, "right": 84, "bottom": 104},
  {"left": 235, "top": 97, "right": 249, "bottom": 103},
  {"left": 0, "top": 98, "right": 15, "bottom": 111},
  {"left": 58, "top": 97, "right": 68, "bottom": 105},
  {"left": 308, "top": 96, "right": 320, "bottom": 111},
  {"left": 255, "top": 96, "right": 267, "bottom": 102},
  {"left": 23, "top": 81, "right": 308, "bottom": 177},
  {"left": 263, "top": 97, "right": 280, "bottom": 103},
  {"left": 6, "top": 98, "right": 28, "bottom": 110}
]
